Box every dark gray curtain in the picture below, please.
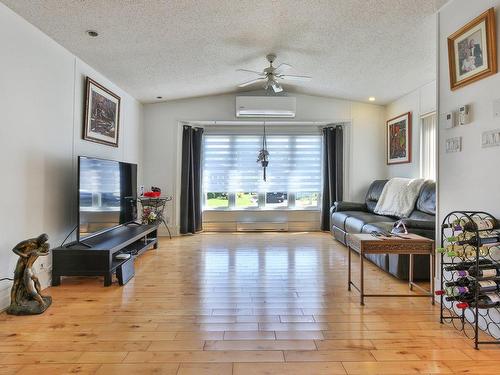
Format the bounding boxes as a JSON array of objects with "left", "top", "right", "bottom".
[
  {"left": 180, "top": 125, "right": 204, "bottom": 234},
  {"left": 321, "top": 125, "right": 343, "bottom": 231}
]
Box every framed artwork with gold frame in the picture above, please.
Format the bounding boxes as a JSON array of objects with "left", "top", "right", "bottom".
[{"left": 447, "top": 8, "right": 497, "bottom": 90}]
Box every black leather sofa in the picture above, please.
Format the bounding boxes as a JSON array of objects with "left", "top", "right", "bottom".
[{"left": 330, "top": 179, "right": 436, "bottom": 280}]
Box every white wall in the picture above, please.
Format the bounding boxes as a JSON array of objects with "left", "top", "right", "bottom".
[
  {"left": 143, "top": 93, "right": 387, "bottom": 234},
  {"left": 437, "top": 0, "right": 500, "bottom": 332},
  {"left": 386, "top": 81, "right": 437, "bottom": 178},
  {"left": 438, "top": 0, "right": 500, "bottom": 220},
  {"left": 0, "top": 3, "right": 143, "bottom": 309}
]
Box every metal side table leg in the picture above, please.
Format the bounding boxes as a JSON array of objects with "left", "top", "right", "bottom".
[
  {"left": 431, "top": 253, "right": 435, "bottom": 305},
  {"left": 348, "top": 246, "right": 352, "bottom": 291},
  {"left": 409, "top": 253, "right": 414, "bottom": 291},
  {"left": 162, "top": 219, "right": 172, "bottom": 239},
  {"left": 360, "top": 250, "right": 364, "bottom": 306}
]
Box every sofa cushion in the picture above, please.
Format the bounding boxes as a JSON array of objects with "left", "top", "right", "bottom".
[
  {"left": 366, "top": 253, "right": 389, "bottom": 271},
  {"left": 388, "top": 254, "right": 430, "bottom": 280},
  {"left": 344, "top": 212, "right": 395, "bottom": 234},
  {"left": 409, "top": 210, "right": 435, "bottom": 221},
  {"left": 365, "top": 180, "right": 388, "bottom": 213},
  {"left": 331, "top": 211, "right": 352, "bottom": 231},
  {"left": 416, "top": 180, "right": 436, "bottom": 215},
  {"left": 361, "top": 221, "right": 395, "bottom": 235},
  {"left": 332, "top": 226, "right": 346, "bottom": 245},
  {"left": 363, "top": 220, "right": 434, "bottom": 240}
]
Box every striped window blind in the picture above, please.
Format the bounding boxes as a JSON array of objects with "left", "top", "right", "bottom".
[
  {"left": 203, "top": 133, "right": 322, "bottom": 195},
  {"left": 420, "top": 114, "right": 437, "bottom": 180}
]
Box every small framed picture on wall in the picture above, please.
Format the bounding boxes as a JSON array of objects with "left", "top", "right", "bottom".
[
  {"left": 83, "top": 77, "right": 121, "bottom": 147},
  {"left": 386, "top": 112, "right": 411, "bottom": 165},
  {"left": 447, "top": 8, "right": 497, "bottom": 90}
]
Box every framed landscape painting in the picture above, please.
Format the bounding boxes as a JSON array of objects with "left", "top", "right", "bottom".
[
  {"left": 448, "top": 8, "right": 497, "bottom": 90},
  {"left": 387, "top": 112, "right": 411, "bottom": 165},
  {"left": 83, "top": 77, "right": 121, "bottom": 147}
]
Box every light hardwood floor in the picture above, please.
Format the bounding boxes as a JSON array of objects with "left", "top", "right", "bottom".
[{"left": 1, "top": 232, "right": 499, "bottom": 374}]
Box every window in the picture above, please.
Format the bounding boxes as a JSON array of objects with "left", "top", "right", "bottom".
[
  {"left": 236, "top": 192, "right": 258, "bottom": 208},
  {"left": 205, "top": 192, "right": 229, "bottom": 209},
  {"left": 203, "top": 132, "right": 322, "bottom": 210},
  {"left": 420, "top": 113, "right": 437, "bottom": 180},
  {"left": 295, "top": 192, "right": 319, "bottom": 209}
]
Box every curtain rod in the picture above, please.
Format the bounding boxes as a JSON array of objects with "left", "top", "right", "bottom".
[{"left": 182, "top": 120, "right": 349, "bottom": 127}]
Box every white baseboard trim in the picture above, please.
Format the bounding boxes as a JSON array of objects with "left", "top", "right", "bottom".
[
  {"left": 157, "top": 225, "right": 179, "bottom": 237},
  {"left": 0, "top": 281, "right": 13, "bottom": 312}
]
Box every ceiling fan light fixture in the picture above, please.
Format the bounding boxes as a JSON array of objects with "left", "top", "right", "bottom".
[
  {"left": 270, "top": 80, "right": 283, "bottom": 93},
  {"left": 236, "top": 54, "right": 310, "bottom": 93}
]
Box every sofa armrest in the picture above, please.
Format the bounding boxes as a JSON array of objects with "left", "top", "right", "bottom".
[
  {"left": 331, "top": 201, "right": 367, "bottom": 213},
  {"left": 397, "top": 218, "right": 435, "bottom": 230}
]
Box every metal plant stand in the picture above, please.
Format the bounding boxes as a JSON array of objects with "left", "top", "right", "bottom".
[{"left": 139, "top": 196, "right": 173, "bottom": 239}]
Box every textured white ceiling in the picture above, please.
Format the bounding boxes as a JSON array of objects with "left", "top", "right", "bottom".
[{"left": 2, "top": 0, "right": 447, "bottom": 104}]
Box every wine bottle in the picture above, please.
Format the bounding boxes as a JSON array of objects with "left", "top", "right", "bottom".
[
  {"left": 445, "top": 293, "right": 475, "bottom": 302},
  {"left": 463, "top": 218, "right": 497, "bottom": 231},
  {"left": 445, "top": 276, "right": 475, "bottom": 287},
  {"left": 457, "top": 235, "right": 500, "bottom": 246},
  {"left": 457, "top": 292, "right": 500, "bottom": 309},
  {"left": 444, "top": 258, "right": 492, "bottom": 272},
  {"left": 441, "top": 245, "right": 489, "bottom": 258},
  {"left": 442, "top": 218, "right": 498, "bottom": 232},
  {"left": 442, "top": 218, "right": 468, "bottom": 231},
  {"left": 446, "top": 280, "right": 500, "bottom": 295},
  {"left": 457, "top": 264, "right": 500, "bottom": 278},
  {"left": 445, "top": 232, "right": 475, "bottom": 244}
]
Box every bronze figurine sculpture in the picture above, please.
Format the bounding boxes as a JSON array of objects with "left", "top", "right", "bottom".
[{"left": 7, "top": 233, "right": 52, "bottom": 315}]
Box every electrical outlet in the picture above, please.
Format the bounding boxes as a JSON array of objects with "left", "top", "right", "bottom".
[
  {"left": 482, "top": 129, "right": 500, "bottom": 148},
  {"left": 446, "top": 137, "right": 462, "bottom": 153}
]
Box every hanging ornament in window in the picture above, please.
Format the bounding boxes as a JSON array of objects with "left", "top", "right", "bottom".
[{"left": 256, "top": 122, "right": 269, "bottom": 181}]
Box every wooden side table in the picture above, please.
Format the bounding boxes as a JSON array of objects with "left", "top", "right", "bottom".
[{"left": 347, "top": 233, "right": 435, "bottom": 305}]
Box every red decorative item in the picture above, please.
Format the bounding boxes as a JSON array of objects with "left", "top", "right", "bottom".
[
  {"left": 457, "top": 302, "right": 469, "bottom": 309},
  {"left": 144, "top": 191, "right": 161, "bottom": 198}
]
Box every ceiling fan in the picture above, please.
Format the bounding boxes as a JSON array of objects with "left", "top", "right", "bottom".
[{"left": 237, "top": 53, "right": 312, "bottom": 93}]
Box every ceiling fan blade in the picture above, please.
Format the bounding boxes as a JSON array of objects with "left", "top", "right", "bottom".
[
  {"left": 274, "top": 63, "right": 292, "bottom": 73},
  {"left": 238, "top": 78, "right": 266, "bottom": 87},
  {"left": 278, "top": 74, "right": 312, "bottom": 81},
  {"left": 236, "top": 69, "right": 265, "bottom": 75}
]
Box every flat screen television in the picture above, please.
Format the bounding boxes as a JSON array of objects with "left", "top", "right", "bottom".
[{"left": 78, "top": 156, "right": 137, "bottom": 241}]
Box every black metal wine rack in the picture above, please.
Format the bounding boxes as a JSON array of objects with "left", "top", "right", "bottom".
[{"left": 439, "top": 211, "right": 500, "bottom": 349}]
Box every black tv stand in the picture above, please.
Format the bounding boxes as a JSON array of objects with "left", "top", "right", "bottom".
[
  {"left": 65, "top": 240, "right": 92, "bottom": 248},
  {"left": 52, "top": 224, "right": 158, "bottom": 287},
  {"left": 125, "top": 221, "right": 142, "bottom": 226}
]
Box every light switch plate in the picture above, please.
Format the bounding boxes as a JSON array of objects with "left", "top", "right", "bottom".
[
  {"left": 441, "top": 112, "right": 455, "bottom": 129},
  {"left": 481, "top": 129, "right": 500, "bottom": 148},
  {"left": 458, "top": 104, "right": 470, "bottom": 125},
  {"left": 446, "top": 137, "right": 462, "bottom": 153},
  {"left": 493, "top": 99, "right": 500, "bottom": 118}
]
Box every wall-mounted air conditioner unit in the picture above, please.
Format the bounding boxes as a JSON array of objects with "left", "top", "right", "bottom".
[{"left": 236, "top": 96, "right": 296, "bottom": 118}]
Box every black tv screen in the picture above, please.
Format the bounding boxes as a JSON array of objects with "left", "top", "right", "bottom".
[{"left": 78, "top": 156, "right": 137, "bottom": 240}]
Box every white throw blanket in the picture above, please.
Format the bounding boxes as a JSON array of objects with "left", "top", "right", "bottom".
[{"left": 374, "top": 178, "right": 426, "bottom": 218}]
